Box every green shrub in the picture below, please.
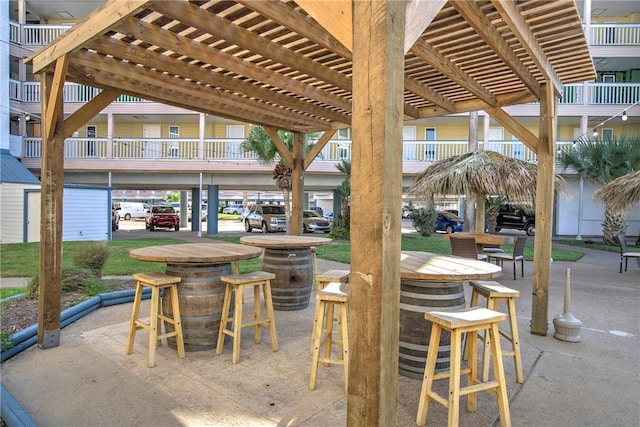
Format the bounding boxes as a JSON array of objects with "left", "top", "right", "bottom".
[
  {"left": 409, "top": 206, "right": 437, "bottom": 237},
  {"left": 25, "top": 267, "right": 100, "bottom": 299},
  {"left": 72, "top": 241, "right": 112, "bottom": 277}
]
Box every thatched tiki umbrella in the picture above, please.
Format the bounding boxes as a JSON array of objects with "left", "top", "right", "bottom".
[
  {"left": 594, "top": 171, "right": 640, "bottom": 245},
  {"left": 407, "top": 150, "right": 561, "bottom": 232}
]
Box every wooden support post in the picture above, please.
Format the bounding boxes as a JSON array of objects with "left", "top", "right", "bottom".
[
  {"left": 291, "top": 131, "right": 304, "bottom": 235},
  {"left": 531, "top": 82, "right": 557, "bottom": 335},
  {"left": 37, "top": 70, "right": 65, "bottom": 348},
  {"left": 349, "top": 2, "right": 405, "bottom": 425}
]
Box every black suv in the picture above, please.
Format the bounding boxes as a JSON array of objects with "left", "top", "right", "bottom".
[{"left": 496, "top": 204, "right": 535, "bottom": 236}]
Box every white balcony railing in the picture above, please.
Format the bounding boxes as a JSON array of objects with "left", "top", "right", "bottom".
[
  {"left": 21, "top": 137, "right": 574, "bottom": 164},
  {"left": 12, "top": 80, "right": 638, "bottom": 106},
  {"left": 22, "top": 24, "right": 72, "bottom": 46},
  {"left": 591, "top": 23, "right": 640, "bottom": 45}
]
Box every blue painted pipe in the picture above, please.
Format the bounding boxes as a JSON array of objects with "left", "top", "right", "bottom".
[{"left": 1, "top": 384, "right": 38, "bottom": 427}]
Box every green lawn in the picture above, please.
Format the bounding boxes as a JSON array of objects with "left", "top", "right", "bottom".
[{"left": 0, "top": 234, "right": 587, "bottom": 280}]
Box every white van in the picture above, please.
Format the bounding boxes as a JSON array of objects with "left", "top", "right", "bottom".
[{"left": 118, "top": 202, "right": 149, "bottom": 220}]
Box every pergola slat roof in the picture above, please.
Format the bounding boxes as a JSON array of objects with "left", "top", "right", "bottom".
[{"left": 28, "top": 0, "right": 594, "bottom": 134}]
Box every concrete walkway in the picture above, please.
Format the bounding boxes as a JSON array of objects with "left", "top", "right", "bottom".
[{"left": 1, "top": 233, "right": 638, "bottom": 426}]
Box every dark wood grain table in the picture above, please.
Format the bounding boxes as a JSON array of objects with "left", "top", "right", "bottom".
[
  {"left": 240, "top": 235, "right": 332, "bottom": 310},
  {"left": 130, "top": 242, "right": 263, "bottom": 351}
]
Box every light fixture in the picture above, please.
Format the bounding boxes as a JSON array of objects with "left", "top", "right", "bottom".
[
  {"left": 622, "top": 111, "right": 628, "bottom": 121},
  {"left": 592, "top": 129, "right": 598, "bottom": 138},
  {"left": 25, "top": 113, "right": 30, "bottom": 121}
]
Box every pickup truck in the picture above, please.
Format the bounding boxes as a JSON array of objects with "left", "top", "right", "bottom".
[
  {"left": 146, "top": 205, "right": 180, "bottom": 231},
  {"left": 496, "top": 203, "right": 535, "bottom": 236}
]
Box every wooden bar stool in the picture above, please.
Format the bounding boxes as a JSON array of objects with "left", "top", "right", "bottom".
[
  {"left": 468, "top": 280, "right": 524, "bottom": 384},
  {"left": 416, "top": 307, "right": 511, "bottom": 427},
  {"left": 126, "top": 272, "right": 184, "bottom": 368},
  {"left": 315, "top": 269, "right": 350, "bottom": 291},
  {"left": 309, "top": 282, "right": 349, "bottom": 393},
  {"left": 216, "top": 271, "right": 278, "bottom": 364}
]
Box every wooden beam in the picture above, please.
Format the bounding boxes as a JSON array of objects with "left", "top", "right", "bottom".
[
  {"left": 290, "top": 132, "right": 305, "bottom": 236},
  {"left": 404, "top": 75, "right": 456, "bottom": 113},
  {"left": 88, "top": 37, "right": 351, "bottom": 125},
  {"left": 411, "top": 39, "right": 498, "bottom": 107},
  {"left": 153, "top": 1, "right": 352, "bottom": 91},
  {"left": 237, "top": 0, "right": 352, "bottom": 59},
  {"left": 116, "top": 17, "right": 353, "bottom": 113},
  {"left": 37, "top": 71, "right": 65, "bottom": 349},
  {"left": 63, "top": 89, "right": 121, "bottom": 138},
  {"left": 531, "top": 82, "right": 557, "bottom": 336},
  {"left": 486, "top": 107, "right": 539, "bottom": 153},
  {"left": 70, "top": 53, "right": 331, "bottom": 130},
  {"left": 263, "top": 127, "right": 294, "bottom": 169},
  {"left": 491, "top": 0, "right": 563, "bottom": 96},
  {"left": 451, "top": 0, "right": 541, "bottom": 98},
  {"left": 349, "top": 2, "right": 404, "bottom": 424},
  {"left": 404, "top": 0, "right": 446, "bottom": 53},
  {"left": 28, "top": 0, "right": 152, "bottom": 73},
  {"left": 303, "top": 131, "right": 332, "bottom": 170},
  {"left": 43, "top": 55, "right": 69, "bottom": 141},
  {"left": 67, "top": 66, "right": 323, "bottom": 133},
  {"left": 416, "top": 90, "right": 537, "bottom": 118},
  {"left": 297, "top": 0, "right": 353, "bottom": 52}
]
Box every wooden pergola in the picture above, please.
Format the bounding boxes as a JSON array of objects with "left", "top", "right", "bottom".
[{"left": 27, "top": 1, "right": 594, "bottom": 424}]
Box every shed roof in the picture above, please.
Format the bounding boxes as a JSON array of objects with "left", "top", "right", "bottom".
[
  {"left": 28, "top": 0, "right": 595, "bottom": 134},
  {"left": 0, "top": 150, "right": 40, "bottom": 184}
]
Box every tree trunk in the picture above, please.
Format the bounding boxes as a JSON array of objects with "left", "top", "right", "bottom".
[{"left": 602, "top": 206, "right": 626, "bottom": 246}]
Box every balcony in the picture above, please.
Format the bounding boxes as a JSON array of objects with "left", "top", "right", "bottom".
[
  {"left": 9, "top": 79, "right": 639, "bottom": 107},
  {"left": 20, "top": 137, "right": 574, "bottom": 165}
]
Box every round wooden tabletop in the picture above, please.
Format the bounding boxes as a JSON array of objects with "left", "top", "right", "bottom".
[
  {"left": 240, "top": 235, "right": 332, "bottom": 249},
  {"left": 442, "top": 232, "right": 515, "bottom": 245},
  {"left": 129, "top": 242, "right": 263, "bottom": 263},
  {"left": 400, "top": 251, "right": 502, "bottom": 281}
]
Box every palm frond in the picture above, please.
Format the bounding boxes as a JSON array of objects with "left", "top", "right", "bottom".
[{"left": 594, "top": 170, "right": 640, "bottom": 212}]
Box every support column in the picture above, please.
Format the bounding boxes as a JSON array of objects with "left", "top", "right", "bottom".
[
  {"left": 38, "top": 70, "right": 64, "bottom": 348},
  {"left": 107, "top": 112, "right": 113, "bottom": 158},
  {"left": 207, "top": 184, "right": 218, "bottom": 235},
  {"left": 466, "top": 111, "right": 478, "bottom": 232},
  {"left": 349, "top": 2, "right": 405, "bottom": 424},
  {"left": 191, "top": 187, "right": 201, "bottom": 232},
  {"left": 180, "top": 190, "right": 188, "bottom": 226},
  {"left": 290, "top": 132, "right": 304, "bottom": 235},
  {"left": 531, "top": 82, "right": 558, "bottom": 336}
]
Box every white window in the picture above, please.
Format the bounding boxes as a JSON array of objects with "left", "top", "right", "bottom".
[
  {"left": 337, "top": 128, "right": 350, "bottom": 139},
  {"left": 601, "top": 128, "right": 614, "bottom": 142},
  {"left": 86, "top": 125, "right": 96, "bottom": 157},
  {"left": 169, "top": 125, "right": 180, "bottom": 158},
  {"left": 226, "top": 124, "right": 245, "bottom": 139},
  {"left": 424, "top": 127, "right": 436, "bottom": 161}
]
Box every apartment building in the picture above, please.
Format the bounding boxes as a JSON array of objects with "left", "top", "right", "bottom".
[{"left": 3, "top": 0, "right": 640, "bottom": 240}]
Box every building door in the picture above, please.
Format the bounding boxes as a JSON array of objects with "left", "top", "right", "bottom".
[
  {"left": 143, "top": 125, "right": 162, "bottom": 158},
  {"left": 27, "top": 191, "right": 41, "bottom": 242},
  {"left": 402, "top": 126, "right": 416, "bottom": 161}
]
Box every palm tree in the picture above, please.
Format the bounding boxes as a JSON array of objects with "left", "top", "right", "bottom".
[
  {"left": 558, "top": 136, "right": 640, "bottom": 245},
  {"left": 241, "top": 126, "right": 318, "bottom": 232}
]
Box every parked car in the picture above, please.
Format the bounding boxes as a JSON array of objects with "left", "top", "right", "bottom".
[
  {"left": 222, "top": 204, "right": 244, "bottom": 215},
  {"left": 118, "top": 202, "right": 149, "bottom": 220},
  {"left": 324, "top": 211, "right": 334, "bottom": 221},
  {"left": 188, "top": 203, "right": 208, "bottom": 222},
  {"left": 303, "top": 210, "right": 332, "bottom": 233},
  {"left": 146, "top": 205, "right": 180, "bottom": 231},
  {"left": 170, "top": 202, "right": 181, "bottom": 215},
  {"left": 112, "top": 204, "right": 120, "bottom": 231},
  {"left": 496, "top": 204, "right": 535, "bottom": 236},
  {"left": 245, "top": 204, "right": 286, "bottom": 233},
  {"left": 434, "top": 211, "right": 464, "bottom": 233},
  {"left": 310, "top": 206, "right": 324, "bottom": 216}
]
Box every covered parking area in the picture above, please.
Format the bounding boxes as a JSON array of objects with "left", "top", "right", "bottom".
[{"left": 28, "top": 1, "right": 594, "bottom": 424}]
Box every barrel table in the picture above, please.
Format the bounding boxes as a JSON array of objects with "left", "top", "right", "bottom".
[
  {"left": 129, "top": 242, "right": 262, "bottom": 352},
  {"left": 240, "top": 235, "right": 332, "bottom": 311},
  {"left": 399, "top": 251, "right": 502, "bottom": 379}
]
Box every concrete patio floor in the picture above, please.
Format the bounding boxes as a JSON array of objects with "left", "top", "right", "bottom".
[{"left": 1, "top": 233, "right": 638, "bottom": 426}]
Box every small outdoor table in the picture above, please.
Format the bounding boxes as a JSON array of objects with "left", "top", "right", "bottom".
[
  {"left": 398, "top": 250, "right": 502, "bottom": 378},
  {"left": 443, "top": 232, "right": 515, "bottom": 252},
  {"left": 129, "top": 242, "right": 262, "bottom": 352},
  {"left": 240, "top": 235, "right": 332, "bottom": 311}
]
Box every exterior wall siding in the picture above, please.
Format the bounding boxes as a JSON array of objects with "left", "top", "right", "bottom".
[{"left": 0, "top": 183, "right": 40, "bottom": 243}]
